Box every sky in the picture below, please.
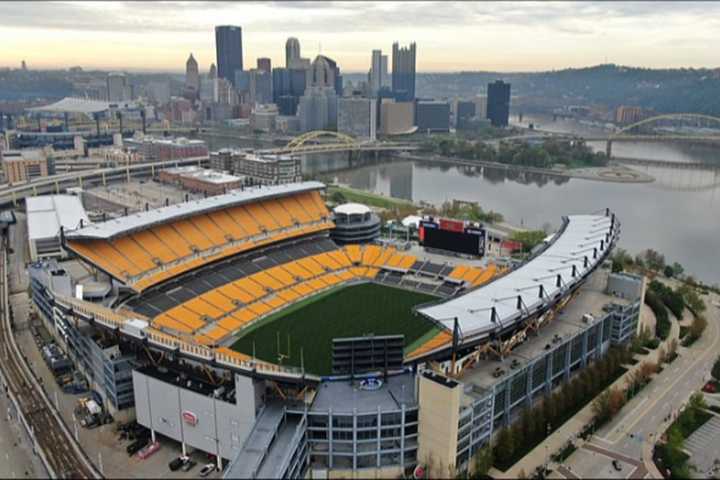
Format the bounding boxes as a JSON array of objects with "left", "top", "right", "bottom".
[{"left": 1, "top": 1, "right": 719, "bottom": 73}]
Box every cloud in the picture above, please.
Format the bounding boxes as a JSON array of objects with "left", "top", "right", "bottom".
[{"left": 3, "top": 1, "right": 717, "bottom": 35}]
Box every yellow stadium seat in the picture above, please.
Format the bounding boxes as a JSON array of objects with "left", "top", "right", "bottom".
[
  {"left": 172, "top": 219, "right": 214, "bottom": 251},
  {"left": 448, "top": 265, "right": 468, "bottom": 279},
  {"left": 343, "top": 245, "right": 362, "bottom": 264},
  {"left": 247, "top": 301, "right": 272, "bottom": 317},
  {"left": 462, "top": 268, "right": 483, "bottom": 284},
  {"left": 251, "top": 271, "right": 283, "bottom": 291},
  {"left": 154, "top": 223, "right": 194, "bottom": 257},
  {"left": 189, "top": 215, "right": 227, "bottom": 246}
]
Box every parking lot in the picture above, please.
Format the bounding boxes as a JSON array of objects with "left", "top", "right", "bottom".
[
  {"left": 684, "top": 415, "right": 720, "bottom": 478},
  {"left": 561, "top": 446, "right": 636, "bottom": 479}
]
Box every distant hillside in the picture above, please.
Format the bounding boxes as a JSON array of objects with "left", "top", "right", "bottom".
[{"left": 348, "top": 65, "right": 720, "bottom": 115}]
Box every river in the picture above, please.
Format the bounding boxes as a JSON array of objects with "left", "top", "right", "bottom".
[{"left": 195, "top": 119, "right": 720, "bottom": 285}]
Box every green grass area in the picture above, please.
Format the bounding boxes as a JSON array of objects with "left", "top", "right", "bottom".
[
  {"left": 326, "top": 185, "right": 415, "bottom": 210},
  {"left": 231, "top": 283, "right": 438, "bottom": 375}
]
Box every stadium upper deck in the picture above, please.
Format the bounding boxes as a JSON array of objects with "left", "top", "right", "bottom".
[
  {"left": 417, "top": 212, "right": 618, "bottom": 344},
  {"left": 63, "top": 182, "right": 332, "bottom": 291}
]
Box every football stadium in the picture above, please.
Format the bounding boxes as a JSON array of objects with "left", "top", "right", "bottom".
[{"left": 27, "top": 179, "right": 644, "bottom": 478}]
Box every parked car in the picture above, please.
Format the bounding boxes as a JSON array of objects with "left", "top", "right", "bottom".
[
  {"left": 181, "top": 460, "right": 197, "bottom": 472},
  {"left": 612, "top": 460, "right": 623, "bottom": 471},
  {"left": 199, "top": 463, "right": 216, "bottom": 477},
  {"left": 126, "top": 438, "right": 149, "bottom": 456},
  {"left": 137, "top": 441, "right": 161, "bottom": 460},
  {"left": 169, "top": 457, "right": 185, "bottom": 472}
]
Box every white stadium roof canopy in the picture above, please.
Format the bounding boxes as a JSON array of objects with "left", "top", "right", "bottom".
[
  {"left": 26, "top": 97, "right": 135, "bottom": 114},
  {"left": 417, "top": 213, "right": 618, "bottom": 341},
  {"left": 65, "top": 181, "right": 326, "bottom": 240}
]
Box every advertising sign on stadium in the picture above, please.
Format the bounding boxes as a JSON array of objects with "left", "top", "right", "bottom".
[
  {"left": 439, "top": 218, "right": 465, "bottom": 233},
  {"left": 182, "top": 411, "right": 198, "bottom": 426}
]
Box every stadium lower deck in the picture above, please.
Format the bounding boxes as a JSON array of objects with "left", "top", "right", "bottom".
[{"left": 62, "top": 182, "right": 503, "bottom": 375}]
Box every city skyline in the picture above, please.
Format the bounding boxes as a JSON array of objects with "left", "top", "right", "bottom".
[{"left": 1, "top": 1, "right": 719, "bottom": 73}]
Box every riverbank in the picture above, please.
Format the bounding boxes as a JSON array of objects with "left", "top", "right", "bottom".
[
  {"left": 394, "top": 153, "right": 655, "bottom": 184},
  {"left": 325, "top": 184, "right": 415, "bottom": 210}
]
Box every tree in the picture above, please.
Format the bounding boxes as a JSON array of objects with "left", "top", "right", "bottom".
[
  {"left": 671, "top": 262, "right": 684, "bottom": 278},
  {"left": 472, "top": 445, "right": 494, "bottom": 478},
  {"left": 663, "top": 265, "right": 675, "bottom": 278},
  {"left": 493, "top": 427, "right": 516, "bottom": 469},
  {"left": 330, "top": 190, "right": 347, "bottom": 204},
  {"left": 641, "top": 249, "right": 666, "bottom": 272},
  {"left": 510, "top": 230, "right": 547, "bottom": 253}
]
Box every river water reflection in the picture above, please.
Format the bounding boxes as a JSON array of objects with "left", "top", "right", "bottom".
[
  {"left": 195, "top": 122, "right": 720, "bottom": 284},
  {"left": 325, "top": 159, "right": 720, "bottom": 285}
]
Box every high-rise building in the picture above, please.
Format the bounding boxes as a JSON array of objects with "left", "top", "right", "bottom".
[
  {"left": 272, "top": 68, "right": 291, "bottom": 103},
  {"left": 473, "top": 95, "right": 488, "bottom": 119},
  {"left": 184, "top": 53, "right": 200, "bottom": 99},
  {"left": 615, "top": 106, "right": 644, "bottom": 125},
  {"left": 369, "top": 49, "right": 383, "bottom": 95},
  {"left": 380, "top": 55, "right": 390, "bottom": 88},
  {"left": 416, "top": 101, "right": 450, "bottom": 133},
  {"left": 209, "top": 63, "right": 217, "bottom": 79},
  {"left": 338, "top": 97, "right": 376, "bottom": 140},
  {"left": 380, "top": 100, "right": 415, "bottom": 135},
  {"left": 486, "top": 80, "right": 511, "bottom": 127},
  {"left": 234, "top": 71, "right": 252, "bottom": 97},
  {"left": 289, "top": 69, "right": 307, "bottom": 97},
  {"left": 311, "top": 55, "right": 342, "bottom": 96},
  {"left": 455, "top": 100, "right": 476, "bottom": 129},
  {"left": 285, "top": 37, "right": 301, "bottom": 68},
  {"left": 107, "top": 72, "right": 130, "bottom": 102},
  {"left": 249, "top": 69, "right": 272, "bottom": 105},
  {"left": 392, "top": 42, "right": 416, "bottom": 102},
  {"left": 215, "top": 25, "right": 243, "bottom": 87},
  {"left": 297, "top": 86, "right": 337, "bottom": 132},
  {"left": 257, "top": 57, "right": 271, "bottom": 74}
]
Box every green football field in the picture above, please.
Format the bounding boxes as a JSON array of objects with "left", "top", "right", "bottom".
[{"left": 231, "top": 283, "right": 439, "bottom": 375}]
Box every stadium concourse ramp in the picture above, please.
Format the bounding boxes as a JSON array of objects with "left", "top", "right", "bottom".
[
  {"left": 224, "top": 405, "right": 307, "bottom": 479},
  {"left": 408, "top": 211, "right": 620, "bottom": 360}
]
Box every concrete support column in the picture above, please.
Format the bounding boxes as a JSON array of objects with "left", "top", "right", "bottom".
[
  {"left": 563, "top": 344, "right": 572, "bottom": 382},
  {"left": 503, "top": 381, "right": 511, "bottom": 427},
  {"left": 376, "top": 407, "right": 382, "bottom": 468},
  {"left": 525, "top": 363, "right": 534, "bottom": 406},
  {"left": 581, "top": 331, "right": 589, "bottom": 367},
  {"left": 352, "top": 409, "right": 358, "bottom": 471},
  {"left": 545, "top": 354, "right": 554, "bottom": 395},
  {"left": 400, "top": 404, "right": 406, "bottom": 470},
  {"left": 328, "top": 408, "right": 333, "bottom": 469}
]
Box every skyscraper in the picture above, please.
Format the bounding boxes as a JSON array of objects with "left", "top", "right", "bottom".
[
  {"left": 369, "top": 49, "right": 383, "bottom": 96},
  {"left": 380, "top": 55, "right": 390, "bottom": 88},
  {"left": 107, "top": 72, "right": 129, "bottom": 102},
  {"left": 215, "top": 25, "right": 243, "bottom": 87},
  {"left": 209, "top": 63, "right": 217, "bottom": 79},
  {"left": 257, "top": 57, "right": 271, "bottom": 74},
  {"left": 486, "top": 80, "right": 511, "bottom": 127},
  {"left": 285, "top": 37, "right": 301, "bottom": 68},
  {"left": 184, "top": 53, "right": 200, "bottom": 99},
  {"left": 391, "top": 42, "right": 416, "bottom": 102},
  {"left": 311, "top": 55, "right": 342, "bottom": 96}
]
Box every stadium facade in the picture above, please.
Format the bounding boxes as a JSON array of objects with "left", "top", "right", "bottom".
[{"left": 27, "top": 180, "right": 643, "bottom": 478}]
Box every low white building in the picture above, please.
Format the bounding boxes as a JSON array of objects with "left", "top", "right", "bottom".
[{"left": 27, "top": 194, "right": 89, "bottom": 261}]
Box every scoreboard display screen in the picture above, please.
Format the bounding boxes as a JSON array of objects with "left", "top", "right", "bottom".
[{"left": 419, "top": 218, "right": 485, "bottom": 256}]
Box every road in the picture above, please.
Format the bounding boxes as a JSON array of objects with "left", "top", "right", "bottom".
[{"left": 563, "top": 290, "right": 720, "bottom": 478}]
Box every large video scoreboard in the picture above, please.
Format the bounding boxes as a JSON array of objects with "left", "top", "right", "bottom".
[{"left": 418, "top": 217, "right": 485, "bottom": 256}]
